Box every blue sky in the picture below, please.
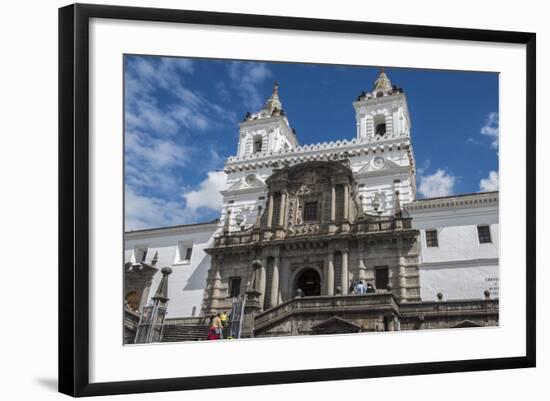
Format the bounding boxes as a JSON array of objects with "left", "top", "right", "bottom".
[{"left": 124, "top": 55, "right": 499, "bottom": 230}]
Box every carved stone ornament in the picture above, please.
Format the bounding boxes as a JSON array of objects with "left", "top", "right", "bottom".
[{"left": 372, "top": 156, "right": 385, "bottom": 169}]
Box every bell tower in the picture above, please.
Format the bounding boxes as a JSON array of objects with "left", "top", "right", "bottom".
[
  {"left": 236, "top": 82, "right": 298, "bottom": 158},
  {"left": 353, "top": 69, "right": 412, "bottom": 142},
  {"left": 351, "top": 69, "right": 417, "bottom": 213}
]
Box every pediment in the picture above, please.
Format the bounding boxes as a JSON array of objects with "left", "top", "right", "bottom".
[
  {"left": 311, "top": 316, "right": 361, "bottom": 335},
  {"left": 356, "top": 157, "right": 404, "bottom": 175},
  {"left": 453, "top": 320, "right": 482, "bottom": 328},
  {"left": 222, "top": 175, "right": 266, "bottom": 194}
]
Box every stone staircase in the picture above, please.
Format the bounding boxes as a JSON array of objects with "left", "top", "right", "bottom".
[{"left": 161, "top": 325, "right": 210, "bottom": 342}]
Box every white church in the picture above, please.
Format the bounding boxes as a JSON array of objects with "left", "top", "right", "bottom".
[{"left": 124, "top": 70, "right": 499, "bottom": 327}]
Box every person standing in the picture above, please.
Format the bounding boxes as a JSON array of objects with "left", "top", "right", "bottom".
[
  {"left": 220, "top": 311, "right": 228, "bottom": 328},
  {"left": 355, "top": 280, "right": 366, "bottom": 294},
  {"left": 207, "top": 313, "right": 220, "bottom": 340},
  {"left": 212, "top": 313, "right": 223, "bottom": 339}
]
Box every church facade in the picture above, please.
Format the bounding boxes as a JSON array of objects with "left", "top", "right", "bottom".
[{"left": 124, "top": 71, "right": 499, "bottom": 342}]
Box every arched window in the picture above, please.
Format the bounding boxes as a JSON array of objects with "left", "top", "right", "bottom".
[
  {"left": 253, "top": 136, "right": 263, "bottom": 153},
  {"left": 125, "top": 291, "right": 140, "bottom": 311},
  {"left": 373, "top": 114, "right": 387, "bottom": 136}
]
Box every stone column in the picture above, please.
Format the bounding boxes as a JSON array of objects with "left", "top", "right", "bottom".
[
  {"left": 343, "top": 184, "right": 349, "bottom": 220},
  {"left": 270, "top": 256, "right": 280, "bottom": 307},
  {"left": 358, "top": 255, "right": 367, "bottom": 281},
  {"left": 241, "top": 289, "right": 262, "bottom": 338},
  {"left": 325, "top": 251, "right": 334, "bottom": 296},
  {"left": 267, "top": 193, "right": 274, "bottom": 228},
  {"left": 398, "top": 255, "right": 407, "bottom": 302},
  {"left": 355, "top": 240, "right": 367, "bottom": 281},
  {"left": 258, "top": 258, "right": 267, "bottom": 308},
  {"left": 341, "top": 249, "right": 349, "bottom": 295},
  {"left": 278, "top": 192, "right": 287, "bottom": 227},
  {"left": 330, "top": 184, "right": 336, "bottom": 222}
]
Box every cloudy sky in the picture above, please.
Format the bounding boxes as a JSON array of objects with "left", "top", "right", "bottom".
[{"left": 124, "top": 55, "right": 499, "bottom": 231}]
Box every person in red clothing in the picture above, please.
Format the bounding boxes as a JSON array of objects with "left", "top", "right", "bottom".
[{"left": 206, "top": 312, "right": 222, "bottom": 340}]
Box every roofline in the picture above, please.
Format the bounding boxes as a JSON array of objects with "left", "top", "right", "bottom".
[
  {"left": 414, "top": 191, "right": 498, "bottom": 202},
  {"left": 125, "top": 218, "right": 219, "bottom": 235},
  {"left": 404, "top": 191, "right": 499, "bottom": 213}
]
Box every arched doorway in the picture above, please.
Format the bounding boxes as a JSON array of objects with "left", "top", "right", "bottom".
[
  {"left": 125, "top": 291, "right": 140, "bottom": 311},
  {"left": 295, "top": 268, "right": 321, "bottom": 297}
]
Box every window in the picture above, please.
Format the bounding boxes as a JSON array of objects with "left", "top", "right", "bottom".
[
  {"left": 229, "top": 277, "right": 242, "bottom": 298},
  {"left": 185, "top": 247, "right": 193, "bottom": 261},
  {"left": 303, "top": 202, "right": 318, "bottom": 221},
  {"left": 425, "top": 230, "right": 439, "bottom": 247},
  {"left": 477, "top": 225, "right": 492, "bottom": 244},
  {"left": 253, "top": 136, "right": 263, "bottom": 153},
  {"left": 135, "top": 247, "right": 148, "bottom": 263},
  {"left": 177, "top": 242, "right": 193, "bottom": 263},
  {"left": 375, "top": 123, "right": 387, "bottom": 136},
  {"left": 375, "top": 267, "right": 389, "bottom": 290}
]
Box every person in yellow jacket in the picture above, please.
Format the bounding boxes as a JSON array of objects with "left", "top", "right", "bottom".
[{"left": 220, "top": 311, "right": 228, "bottom": 328}]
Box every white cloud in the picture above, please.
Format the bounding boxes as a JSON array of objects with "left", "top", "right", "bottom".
[
  {"left": 126, "top": 130, "right": 187, "bottom": 169},
  {"left": 418, "top": 169, "right": 456, "bottom": 198},
  {"left": 125, "top": 186, "right": 189, "bottom": 230},
  {"left": 481, "top": 112, "right": 499, "bottom": 149},
  {"left": 125, "top": 56, "right": 236, "bottom": 136},
  {"left": 466, "top": 137, "right": 482, "bottom": 145},
  {"left": 228, "top": 62, "right": 273, "bottom": 110},
  {"left": 479, "top": 171, "right": 499, "bottom": 192},
  {"left": 182, "top": 171, "right": 227, "bottom": 211},
  {"left": 417, "top": 159, "right": 431, "bottom": 175}
]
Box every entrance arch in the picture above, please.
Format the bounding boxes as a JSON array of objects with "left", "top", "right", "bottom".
[{"left": 294, "top": 268, "right": 321, "bottom": 297}]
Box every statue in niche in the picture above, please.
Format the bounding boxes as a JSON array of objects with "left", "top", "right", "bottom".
[
  {"left": 288, "top": 200, "right": 295, "bottom": 227},
  {"left": 297, "top": 183, "right": 312, "bottom": 195}
]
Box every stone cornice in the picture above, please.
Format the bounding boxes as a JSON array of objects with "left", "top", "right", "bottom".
[
  {"left": 404, "top": 191, "right": 499, "bottom": 213},
  {"left": 419, "top": 258, "right": 499, "bottom": 269},
  {"left": 225, "top": 135, "right": 412, "bottom": 173},
  {"left": 125, "top": 221, "right": 220, "bottom": 240}
]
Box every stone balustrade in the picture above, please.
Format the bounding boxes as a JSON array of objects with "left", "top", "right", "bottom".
[
  {"left": 225, "top": 134, "right": 411, "bottom": 171},
  {"left": 254, "top": 293, "right": 398, "bottom": 330},
  {"left": 213, "top": 214, "right": 414, "bottom": 247}
]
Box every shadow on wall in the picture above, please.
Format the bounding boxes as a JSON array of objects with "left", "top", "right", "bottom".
[{"left": 183, "top": 253, "right": 211, "bottom": 291}]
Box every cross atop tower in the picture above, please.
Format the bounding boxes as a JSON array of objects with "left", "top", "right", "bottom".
[{"left": 263, "top": 81, "right": 282, "bottom": 114}]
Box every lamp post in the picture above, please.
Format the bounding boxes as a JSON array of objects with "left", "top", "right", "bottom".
[{"left": 372, "top": 196, "right": 382, "bottom": 230}]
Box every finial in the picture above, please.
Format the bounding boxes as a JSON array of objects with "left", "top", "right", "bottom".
[
  {"left": 223, "top": 209, "right": 232, "bottom": 234},
  {"left": 262, "top": 81, "right": 283, "bottom": 114},
  {"left": 254, "top": 205, "right": 263, "bottom": 229},
  {"left": 374, "top": 67, "right": 392, "bottom": 93},
  {"left": 152, "top": 267, "right": 173, "bottom": 301},
  {"left": 394, "top": 190, "right": 402, "bottom": 217}
]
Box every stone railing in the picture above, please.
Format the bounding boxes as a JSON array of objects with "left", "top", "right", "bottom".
[
  {"left": 124, "top": 308, "right": 140, "bottom": 331},
  {"left": 212, "top": 214, "right": 414, "bottom": 247},
  {"left": 399, "top": 299, "right": 499, "bottom": 318},
  {"left": 226, "top": 134, "right": 411, "bottom": 167},
  {"left": 254, "top": 293, "right": 398, "bottom": 330},
  {"left": 164, "top": 316, "right": 207, "bottom": 326}
]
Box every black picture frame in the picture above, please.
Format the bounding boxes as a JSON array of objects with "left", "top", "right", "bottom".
[{"left": 58, "top": 3, "right": 536, "bottom": 397}]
